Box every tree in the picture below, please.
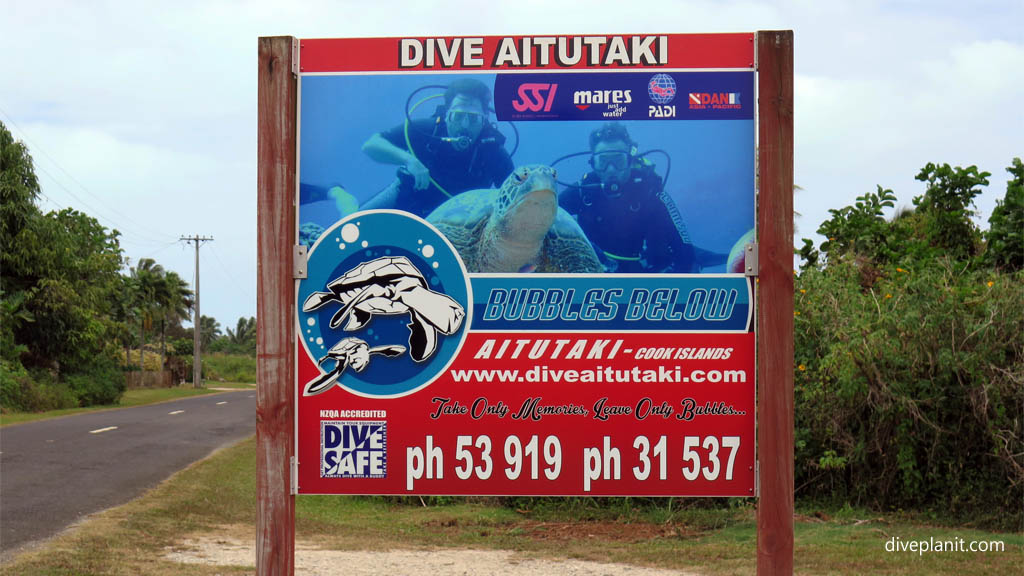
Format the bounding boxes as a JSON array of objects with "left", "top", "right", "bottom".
[
  {"left": 794, "top": 160, "right": 1022, "bottom": 525},
  {"left": 0, "top": 122, "right": 40, "bottom": 259},
  {"left": 986, "top": 158, "right": 1024, "bottom": 271},
  {"left": 130, "top": 258, "right": 165, "bottom": 370},
  {"left": 224, "top": 316, "right": 256, "bottom": 354},
  {"left": 158, "top": 271, "right": 193, "bottom": 364},
  {"left": 199, "top": 315, "right": 222, "bottom": 352},
  {"left": 1, "top": 122, "right": 41, "bottom": 366},
  {"left": 913, "top": 162, "right": 989, "bottom": 260}
]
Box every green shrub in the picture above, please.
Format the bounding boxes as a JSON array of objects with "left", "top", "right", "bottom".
[
  {"left": 203, "top": 353, "right": 256, "bottom": 383},
  {"left": 794, "top": 262, "right": 1023, "bottom": 527},
  {"left": 65, "top": 355, "right": 126, "bottom": 406},
  {"left": 0, "top": 360, "right": 78, "bottom": 412}
]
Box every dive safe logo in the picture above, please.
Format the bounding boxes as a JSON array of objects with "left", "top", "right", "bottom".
[
  {"left": 298, "top": 211, "right": 471, "bottom": 399},
  {"left": 321, "top": 420, "right": 387, "bottom": 478}
]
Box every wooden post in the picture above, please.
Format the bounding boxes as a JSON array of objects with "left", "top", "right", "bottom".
[
  {"left": 756, "top": 30, "right": 794, "bottom": 575},
  {"left": 257, "top": 36, "right": 297, "bottom": 576}
]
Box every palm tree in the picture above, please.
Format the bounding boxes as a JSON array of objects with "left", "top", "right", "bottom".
[
  {"left": 199, "top": 315, "right": 222, "bottom": 352},
  {"left": 226, "top": 316, "right": 256, "bottom": 353},
  {"left": 130, "top": 258, "right": 165, "bottom": 370},
  {"left": 156, "top": 271, "right": 193, "bottom": 368},
  {"left": 112, "top": 274, "right": 139, "bottom": 363}
]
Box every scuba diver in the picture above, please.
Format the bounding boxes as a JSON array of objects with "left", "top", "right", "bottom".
[
  {"left": 361, "top": 78, "right": 515, "bottom": 218},
  {"left": 559, "top": 122, "right": 699, "bottom": 273}
]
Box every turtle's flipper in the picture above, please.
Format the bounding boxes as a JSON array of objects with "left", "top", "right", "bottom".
[
  {"left": 398, "top": 287, "right": 465, "bottom": 335},
  {"left": 343, "top": 308, "right": 373, "bottom": 331},
  {"left": 407, "top": 310, "right": 439, "bottom": 362},
  {"left": 368, "top": 345, "right": 406, "bottom": 357},
  {"left": 303, "top": 363, "right": 348, "bottom": 396},
  {"left": 329, "top": 286, "right": 373, "bottom": 329},
  {"left": 303, "top": 291, "right": 336, "bottom": 312}
]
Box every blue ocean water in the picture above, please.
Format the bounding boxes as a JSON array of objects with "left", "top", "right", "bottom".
[{"left": 299, "top": 74, "right": 754, "bottom": 269}]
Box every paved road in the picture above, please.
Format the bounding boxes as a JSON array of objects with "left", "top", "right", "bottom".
[{"left": 0, "top": 390, "right": 256, "bottom": 556}]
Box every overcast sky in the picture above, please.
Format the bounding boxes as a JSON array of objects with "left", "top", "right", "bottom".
[{"left": 2, "top": 0, "right": 1021, "bottom": 328}]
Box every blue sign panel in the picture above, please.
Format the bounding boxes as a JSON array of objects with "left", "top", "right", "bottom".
[{"left": 494, "top": 72, "right": 754, "bottom": 121}]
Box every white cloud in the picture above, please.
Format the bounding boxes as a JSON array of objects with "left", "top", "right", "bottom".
[{"left": 2, "top": 0, "right": 1022, "bottom": 325}]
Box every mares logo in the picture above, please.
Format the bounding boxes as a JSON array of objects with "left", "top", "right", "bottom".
[
  {"left": 573, "top": 89, "right": 632, "bottom": 110},
  {"left": 512, "top": 83, "right": 558, "bottom": 112},
  {"left": 322, "top": 420, "right": 387, "bottom": 478}
]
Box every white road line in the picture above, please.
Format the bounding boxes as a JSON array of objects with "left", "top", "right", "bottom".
[
  {"left": 89, "top": 426, "right": 118, "bottom": 434},
  {"left": 247, "top": 395, "right": 254, "bottom": 398},
  {"left": 216, "top": 401, "right": 228, "bottom": 405},
  {"left": 168, "top": 410, "right": 185, "bottom": 415}
]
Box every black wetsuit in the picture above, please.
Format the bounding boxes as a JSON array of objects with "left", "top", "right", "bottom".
[
  {"left": 378, "top": 118, "right": 514, "bottom": 217},
  {"left": 559, "top": 166, "right": 697, "bottom": 273}
]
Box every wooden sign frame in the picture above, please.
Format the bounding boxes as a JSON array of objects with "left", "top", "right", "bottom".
[{"left": 257, "top": 31, "right": 792, "bottom": 575}]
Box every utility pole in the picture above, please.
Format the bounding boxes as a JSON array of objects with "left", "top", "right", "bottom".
[{"left": 181, "top": 235, "right": 213, "bottom": 388}]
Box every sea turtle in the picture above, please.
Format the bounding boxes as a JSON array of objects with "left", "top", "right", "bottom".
[
  {"left": 304, "top": 337, "right": 406, "bottom": 396},
  {"left": 302, "top": 256, "right": 465, "bottom": 362},
  {"left": 426, "top": 165, "right": 602, "bottom": 273}
]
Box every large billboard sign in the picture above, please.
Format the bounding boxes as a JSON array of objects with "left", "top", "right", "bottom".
[{"left": 295, "top": 34, "right": 756, "bottom": 496}]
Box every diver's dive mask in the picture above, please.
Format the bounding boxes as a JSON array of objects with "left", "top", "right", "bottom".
[
  {"left": 444, "top": 108, "right": 486, "bottom": 151},
  {"left": 591, "top": 150, "right": 630, "bottom": 172}
]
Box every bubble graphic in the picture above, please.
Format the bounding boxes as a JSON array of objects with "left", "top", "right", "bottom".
[
  {"left": 433, "top": 262, "right": 439, "bottom": 269},
  {"left": 339, "top": 243, "right": 346, "bottom": 250},
  {"left": 418, "top": 239, "right": 423, "bottom": 244},
  {"left": 341, "top": 223, "right": 360, "bottom": 243},
  {"left": 361, "top": 240, "right": 369, "bottom": 248},
  {"left": 316, "top": 337, "right": 323, "bottom": 346},
  {"left": 422, "top": 245, "right": 435, "bottom": 258},
  {"left": 306, "top": 318, "right": 315, "bottom": 327}
]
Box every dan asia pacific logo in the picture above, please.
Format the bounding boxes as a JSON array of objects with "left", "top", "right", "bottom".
[{"left": 297, "top": 210, "right": 471, "bottom": 399}]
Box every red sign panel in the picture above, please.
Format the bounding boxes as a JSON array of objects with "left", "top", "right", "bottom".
[{"left": 295, "top": 34, "right": 756, "bottom": 497}]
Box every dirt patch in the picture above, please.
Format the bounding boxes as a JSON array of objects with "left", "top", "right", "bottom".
[
  {"left": 518, "top": 521, "right": 695, "bottom": 542},
  {"left": 422, "top": 519, "right": 696, "bottom": 543},
  {"left": 164, "top": 535, "right": 703, "bottom": 575}
]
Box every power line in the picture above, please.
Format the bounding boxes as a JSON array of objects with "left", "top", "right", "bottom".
[
  {"left": 0, "top": 105, "right": 179, "bottom": 244},
  {"left": 26, "top": 146, "right": 175, "bottom": 246},
  {"left": 209, "top": 243, "right": 256, "bottom": 304}
]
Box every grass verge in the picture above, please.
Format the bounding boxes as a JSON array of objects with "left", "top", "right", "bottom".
[
  {"left": 0, "top": 384, "right": 242, "bottom": 427},
  {"left": 2, "top": 437, "right": 1021, "bottom": 575}
]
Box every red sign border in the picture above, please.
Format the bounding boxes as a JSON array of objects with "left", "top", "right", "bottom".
[{"left": 300, "top": 33, "right": 754, "bottom": 73}]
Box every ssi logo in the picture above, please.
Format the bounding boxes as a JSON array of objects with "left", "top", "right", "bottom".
[
  {"left": 321, "top": 420, "right": 387, "bottom": 478},
  {"left": 512, "top": 83, "right": 558, "bottom": 113}
]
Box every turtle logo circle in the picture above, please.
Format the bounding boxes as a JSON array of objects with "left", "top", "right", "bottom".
[{"left": 298, "top": 210, "right": 471, "bottom": 398}]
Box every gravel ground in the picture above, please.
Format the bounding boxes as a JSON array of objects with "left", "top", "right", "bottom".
[{"left": 165, "top": 536, "right": 702, "bottom": 575}]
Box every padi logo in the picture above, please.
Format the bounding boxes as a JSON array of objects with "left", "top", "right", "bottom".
[
  {"left": 321, "top": 420, "right": 387, "bottom": 478},
  {"left": 648, "top": 74, "right": 677, "bottom": 105},
  {"left": 574, "top": 89, "right": 632, "bottom": 111},
  {"left": 648, "top": 105, "right": 676, "bottom": 118},
  {"left": 298, "top": 210, "right": 471, "bottom": 398},
  {"left": 689, "top": 92, "right": 742, "bottom": 110},
  {"left": 512, "top": 83, "right": 558, "bottom": 112}
]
